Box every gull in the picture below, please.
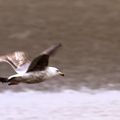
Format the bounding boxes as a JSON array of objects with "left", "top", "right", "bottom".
[{"left": 0, "top": 43, "right": 64, "bottom": 85}]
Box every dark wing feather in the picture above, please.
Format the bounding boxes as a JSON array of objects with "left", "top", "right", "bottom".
[
  {"left": 27, "top": 43, "right": 62, "bottom": 72},
  {"left": 41, "top": 43, "right": 62, "bottom": 56},
  {"left": 27, "top": 55, "right": 49, "bottom": 72}
]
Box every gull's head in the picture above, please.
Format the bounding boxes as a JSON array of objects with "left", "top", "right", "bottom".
[{"left": 45, "top": 67, "right": 64, "bottom": 78}]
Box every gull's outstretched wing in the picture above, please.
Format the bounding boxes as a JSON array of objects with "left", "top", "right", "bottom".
[
  {"left": 0, "top": 51, "right": 30, "bottom": 73},
  {"left": 27, "top": 43, "right": 62, "bottom": 72},
  {"left": 27, "top": 54, "right": 49, "bottom": 72}
]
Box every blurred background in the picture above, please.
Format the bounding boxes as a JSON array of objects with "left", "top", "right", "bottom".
[
  {"left": 0, "top": 0, "right": 120, "bottom": 91},
  {"left": 1, "top": 1, "right": 120, "bottom": 120}
]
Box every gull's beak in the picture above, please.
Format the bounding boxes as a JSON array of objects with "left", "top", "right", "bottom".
[{"left": 59, "top": 72, "right": 64, "bottom": 76}]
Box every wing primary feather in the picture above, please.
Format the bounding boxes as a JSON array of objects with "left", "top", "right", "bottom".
[{"left": 41, "top": 43, "right": 62, "bottom": 56}]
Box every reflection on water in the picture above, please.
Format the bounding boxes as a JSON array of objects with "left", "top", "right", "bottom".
[{"left": 0, "top": 89, "right": 120, "bottom": 120}]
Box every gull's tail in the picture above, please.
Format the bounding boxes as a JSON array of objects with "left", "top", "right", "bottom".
[
  {"left": 0, "top": 77, "right": 8, "bottom": 83},
  {"left": 0, "top": 77, "right": 20, "bottom": 85}
]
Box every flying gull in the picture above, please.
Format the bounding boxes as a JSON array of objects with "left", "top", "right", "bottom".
[{"left": 0, "top": 43, "right": 64, "bottom": 85}]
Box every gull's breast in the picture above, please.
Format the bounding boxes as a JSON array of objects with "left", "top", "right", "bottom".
[{"left": 20, "top": 71, "right": 46, "bottom": 83}]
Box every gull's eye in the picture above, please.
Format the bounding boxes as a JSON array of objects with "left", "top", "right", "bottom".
[{"left": 56, "top": 69, "right": 59, "bottom": 72}]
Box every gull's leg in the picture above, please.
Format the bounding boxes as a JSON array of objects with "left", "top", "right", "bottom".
[{"left": 8, "top": 81, "right": 19, "bottom": 85}]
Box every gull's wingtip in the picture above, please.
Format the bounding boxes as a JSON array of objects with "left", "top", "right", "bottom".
[
  {"left": 41, "top": 43, "right": 62, "bottom": 56},
  {"left": 55, "top": 43, "right": 62, "bottom": 47},
  {"left": 49, "top": 43, "right": 62, "bottom": 49}
]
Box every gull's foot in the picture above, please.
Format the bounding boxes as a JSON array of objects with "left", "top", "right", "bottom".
[{"left": 8, "top": 81, "right": 19, "bottom": 85}]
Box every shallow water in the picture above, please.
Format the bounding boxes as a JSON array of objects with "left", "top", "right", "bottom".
[{"left": 0, "top": 89, "right": 120, "bottom": 120}]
